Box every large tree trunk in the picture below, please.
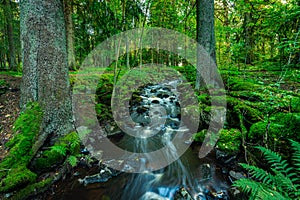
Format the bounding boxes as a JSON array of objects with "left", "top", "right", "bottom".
[
  {"left": 63, "top": 0, "right": 76, "bottom": 71},
  {"left": 195, "top": 0, "right": 217, "bottom": 90},
  {"left": 20, "top": 0, "right": 74, "bottom": 138},
  {"left": 4, "top": 0, "right": 17, "bottom": 71}
]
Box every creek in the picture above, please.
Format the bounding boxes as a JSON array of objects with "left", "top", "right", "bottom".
[{"left": 46, "top": 80, "right": 235, "bottom": 200}]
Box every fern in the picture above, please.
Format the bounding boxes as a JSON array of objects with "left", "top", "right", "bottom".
[
  {"left": 233, "top": 140, "right": 300, "bottom": 200},
  {"left": 50, "top": 145, "right": 67, "bottom": 156},
  {"left": 256, "top": 146, "right": 291, "bottom": 176},
  {"left": 67, "top": 155, "right": 78, "bottom": 167},
  {"left": 290, "top": 139, "right": 300, "bottom": 172}
]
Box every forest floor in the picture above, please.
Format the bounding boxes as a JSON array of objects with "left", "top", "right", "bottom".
[
  {"left": 0, "top": 67, "right": 299, "bottom": 199},
  {"left": 0, "top": 68, "right": 299, "bottom": 161},
  {"left": 0, "top": 74, "right": 21, "bottom": 160}
]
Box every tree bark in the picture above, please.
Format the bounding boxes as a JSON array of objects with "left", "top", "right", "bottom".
[
  {"left": 20, "top": 0, "right": 74, "bottom": 138},
  {"left": 195, "top": 0, "right": 217, "bottom": 90},
  {"left": 4, "top": 0, "right": 17, "bottom": 71},
  {"left": 63, "top": 0, "right": 76, "bottom": 71}
]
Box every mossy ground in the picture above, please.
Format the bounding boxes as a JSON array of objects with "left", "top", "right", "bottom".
[{"left": 0, "top": 101, "right": 81, "bottom": 198}]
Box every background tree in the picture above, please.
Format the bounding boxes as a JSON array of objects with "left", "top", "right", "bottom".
[
  {"left": 195, "top": 0, "right": 217, "bottom": 90},
  {"left": 63, "top": 0, "right": 76, "bottom": 71},
  {"left": 3, "top": 0, "right": 17, "bottom": 70}
]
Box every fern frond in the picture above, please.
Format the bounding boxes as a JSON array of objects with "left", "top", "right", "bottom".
[
  {"left": 50, "top": 146, "right": 67, "bottom": 156},
  {"left": 234, "top": 178, "right": 289, "bottom": 200},
  {"left": 256, "top": 187, "right": 288, "bottom": 200},
  {"left": 233, "top": 178, "right": 262, "bottom": 199},
  {"left": 256, "top": 146, "right": 291, "bottom": 175},
  {"left": 240, "top": 163, "right": 275, "bottom": 184},
  {"left": 272, "top": 170, "right": 297, "bottom": 197},
  {"left": 289, "top": 140, "right": 300, "bottom": 172}
]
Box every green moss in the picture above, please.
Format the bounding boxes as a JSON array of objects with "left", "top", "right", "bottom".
[
  {"left": 193, "top": 129, "right": 242, "bottom": 153},
  {"left": 0, "top": 102, "right": 42, "bottom": 192},
  {"left": 193, "top": 129, "right": 207, "bottom": 142},
  {"left": 198, "top": 93, "right": 210, "bottom": 105},
  {"left": 249, "top": 113, "right": 300, "bottom": 144},
  {"left": 227, "top": 78, "right": 260, "bottom": 91},
  {"left": 229, "top": 91, "right": 265, "bottom": 102},
  {"left": 12, "top": 178, "right": 53, "bottom": 200},
  {"left": 217, "top": 129, "right": 242, "bottom": 153},
  {"left": 0, "top": 166, "right": 37, "bottom": 192}
]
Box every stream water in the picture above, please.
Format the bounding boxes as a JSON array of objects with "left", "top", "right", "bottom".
[{"left": 45, "top": 81, "right": 232, "bottom": 200}]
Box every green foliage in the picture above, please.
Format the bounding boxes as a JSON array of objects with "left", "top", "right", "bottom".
[
  {"left": 233, "top": 140, "right": 300, "bottom": 200},
  {"left": 67, "top": 155, "right": 78, "bottom": 167},
  {"left": 32, "top": 131, "right": 81, "bottom": 171},
  {"left": 0, "top": 102, "right": 42, "bottom": 192}
]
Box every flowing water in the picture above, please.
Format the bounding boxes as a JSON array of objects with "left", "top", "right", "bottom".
[{"left": 45, "top": 81, "right": 231, "bottom": 200}]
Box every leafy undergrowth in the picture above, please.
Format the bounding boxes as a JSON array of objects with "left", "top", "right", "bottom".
[{"left": 233, "top": 140, "right": 300, "bottom": 200}]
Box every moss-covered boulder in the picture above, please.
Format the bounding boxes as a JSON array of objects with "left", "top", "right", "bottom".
[
  {"left": 216, "top": 129, "right": 242, "bottom": 154},
  {"left": 249, "top": 113, "right": 300, "bottom": 144},
  {"left": 193, "top": 128, "right": 242, "bottom": 154}
]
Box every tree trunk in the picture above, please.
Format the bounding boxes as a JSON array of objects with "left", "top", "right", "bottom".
[
  {"left": 243, "top": 7, "right": 255, "bottom": 65},
  {"left": 20, "top": 0, "right": 74, "bottom": 138},
  {"left": 4, "top": 0, "right": 17, "bottom": 71},
  {"left": 195, "top": 0, "right": 217, "bottom": 90},
  {"left": 63, "top": 0, "right": 76, "bottom": 71}
]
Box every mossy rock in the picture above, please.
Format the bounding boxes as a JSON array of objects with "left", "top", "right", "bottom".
[
  {"left": 0, "top": 166, "right": 37, "bottom": 192},
  {"left": 249, "top": 113, "right": 300, "bottom": 143},
  {"left": 216, "top": 129, "right": 242, "bottom": 153},
  {"left": 226, "top": 98, "right": 263, "bottom": 130},
  {"left": 193, "top": 129, "right": 207, "bottom": 142},
  {"left": 12, "top": 178, "right": 53, "bottom": 200}
]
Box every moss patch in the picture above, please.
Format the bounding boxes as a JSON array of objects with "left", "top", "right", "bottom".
[
  {"left": 217, "top": 129, "right": 242, "bottom": 153},
  {"left": 0, "top": 102, "right": 42, "bottom": 192},
  {"left": 11, "top": 178, "right": 53, "bottom": 200}
]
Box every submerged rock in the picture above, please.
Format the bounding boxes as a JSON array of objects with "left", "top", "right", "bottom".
[{"left": 78, "top": 165, "right": 121, "bottom": 186}]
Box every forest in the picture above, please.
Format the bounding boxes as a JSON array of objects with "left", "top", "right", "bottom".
[{"left": 0, "top": 0, "right": 299, "bottom": 200}]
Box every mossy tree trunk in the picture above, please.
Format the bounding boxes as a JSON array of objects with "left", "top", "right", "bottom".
[
  {"left": 20, "top": 0, "right": 74, "bottom": 140},
  {"left": 195, "top": 0, "right": 217, "bottom": 90}
]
